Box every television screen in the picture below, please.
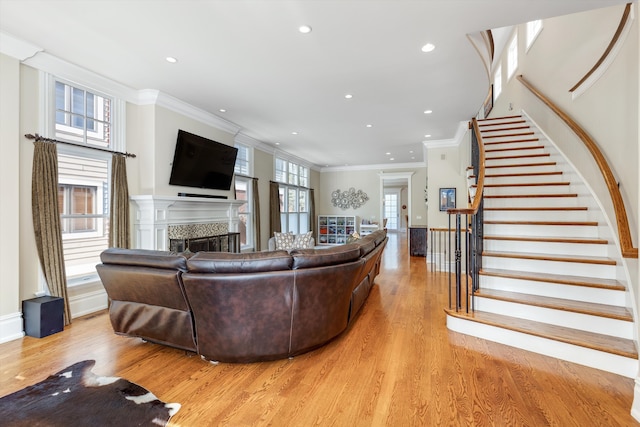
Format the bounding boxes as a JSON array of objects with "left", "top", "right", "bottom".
[{"left": 169, "top": 130, "right": 238, "bottom": 191}]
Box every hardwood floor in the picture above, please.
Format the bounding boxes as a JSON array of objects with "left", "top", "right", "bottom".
[{"left": 1, "top": 232, "right": 637, "bottom": 426}]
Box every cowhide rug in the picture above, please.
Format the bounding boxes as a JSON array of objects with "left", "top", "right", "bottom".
[{"left": 0, "top": 360, "right": 180, "bottom": 426}]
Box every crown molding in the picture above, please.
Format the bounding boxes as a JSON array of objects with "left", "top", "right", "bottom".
[
  {"left": 424, "top": 121, "right": 468, "bottom": 148},
  {"left": 0, "top": 31, "right": 42, "bottom": 61},
  {"left": 321, "top": 161, "right": 426, "bottom": 173},
  {"left": 234, "top": 132, "right": 277, "bottom": 156}
]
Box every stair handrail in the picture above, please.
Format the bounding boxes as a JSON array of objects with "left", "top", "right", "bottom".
[
  {"left": 517, "top": 74, "right": 638, "bottom": 258},
  {"left": 448, "top": 118, "right": 486, "bottom": 216}
]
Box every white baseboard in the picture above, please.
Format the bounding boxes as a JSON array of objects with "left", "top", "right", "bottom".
[
  {"left": 0, "top": 311, "right": 25, "bottom": 343},
  {"left": 631, "top": 378, "right": 640, "bottom": 422},
  {"left": 69, "top": 289, "right": 108, "bottom": 319}
]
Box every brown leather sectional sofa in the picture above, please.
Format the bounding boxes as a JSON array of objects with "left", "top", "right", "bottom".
[{"left": 96, "top": 229, "right": 387, "bottom": 363}]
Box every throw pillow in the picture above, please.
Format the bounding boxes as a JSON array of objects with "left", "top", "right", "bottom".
[
  {"left": 293, "top": 231, "right": 314, "bottom": 249},
  {"left": 274, "top": 232, "right": 295, "bottom": 251},
  {"left": 346, "top": 231, "right": 360, "bottom": 244}
]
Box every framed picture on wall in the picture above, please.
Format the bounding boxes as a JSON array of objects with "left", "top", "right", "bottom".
[{"left": 439, "top": 188, "right": 456, "bottom": 211}]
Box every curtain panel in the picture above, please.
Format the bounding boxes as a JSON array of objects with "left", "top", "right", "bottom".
[
  {"left": 31, "top": 141, "right": 71, "bottom": 325},
  {"left": 252, "top": 177, "right": 261, "bottom": 250},
  {"left": 269, "top": 181, "right": 281, "bottom": 237},
  {"left": 109, "top": 154, "right": 130, "bottom": 248}
]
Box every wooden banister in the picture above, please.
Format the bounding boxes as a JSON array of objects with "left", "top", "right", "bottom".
[
  {"left": 448, "top": 118, "right": 486, "bottom": 216},
  {"left": 517, "top": 74, "right": 637, "bottom": 258}
]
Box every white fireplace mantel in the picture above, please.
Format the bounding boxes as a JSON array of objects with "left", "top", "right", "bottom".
[{"left": 130, "top": 195, "right": 244, "bottom": 250}]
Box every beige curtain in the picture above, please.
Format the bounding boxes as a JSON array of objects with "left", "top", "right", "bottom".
[
  {"left": 269, "top": 181, "right": 281, "bottom": 237},
  {"left": 252, "top": 177, "right": 261, "bottom": 250},
  {"left": 109, "top": 154, "right": 130, "bottom": 248},
  {"left": 31, "top": 140, "right": 71, "bottom": 325},
  {"left": 309, "top": 188, "right": 316, "bottom": 241}
]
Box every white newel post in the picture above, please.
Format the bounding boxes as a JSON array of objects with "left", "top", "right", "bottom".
[{"left": 130, "top": 195, "right": 244, "bottom": 250}]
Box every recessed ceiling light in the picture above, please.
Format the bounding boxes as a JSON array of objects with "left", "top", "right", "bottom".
[
  {"left": 366, "top": 124, "right": 373, "bottom": 128},
  {"left": 424, "top": 110, "right": 432, "bottom": 114},
  {"left": 299, "top": 25, "right": 312, "bottom": 34},
  {"left": 219, "top": 109, "right": 226, "bottom": 113},
  {"left": 411, "top": 156, "right": 415, "bottom": 160},
  {"left": 425, "top": 134, "right": 432, "bottom": 138},
  {"left": 421, "top": 43, "right": 436, "bottom": 53},
  {"left": 386, "top": 152, "right": 391, "bottom": 155},
  {"left": 409, "top": 150, "right": 414, "bottom": 153},
  {"left": 389, "top": 158, "right": 395, "bottom": 161},
  {"left": 165, "top": 56, "right": 178, "bottom": 63},
  {"left": 275, "top": 142, "right": 280, "bottom": 145},
  {"left": 344, "top": 94, "right": 353, "bottom": 99},
  {"left": 291, "top": 131, "right": 298, "bottom": 135}
]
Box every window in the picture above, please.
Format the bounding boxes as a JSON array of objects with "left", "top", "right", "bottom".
[
  {"left": 275, "top": 156, "right": 310, "bottom": 234},
  {"left": 49, "top": 78, "right": 121, "bottom": 285},
  {"left": 234, "top": 144, "right": 250, "bottom": 176},
  {"left": 234, "top": 143, "right": 254, "bottom": 250},
  {"left": 494, "top": 64, "right": 502, "bottom": 100},
  {"left": 526, "top": 20, "right": 543, "bottom": 51},
  {"left": 279, "top": 185, "right": 309, "bottom": 234},
  {"left": 507, "top": 34, "right": 518, "bottom": 79}
]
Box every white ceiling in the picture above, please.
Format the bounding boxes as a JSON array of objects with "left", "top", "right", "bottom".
[{"left": 0, "top": 0, "right": 629, "bottom": 168}]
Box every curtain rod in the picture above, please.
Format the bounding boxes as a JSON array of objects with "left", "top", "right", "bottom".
[{"left": 25, "top": 133, "right": 137, "bottom": 158}]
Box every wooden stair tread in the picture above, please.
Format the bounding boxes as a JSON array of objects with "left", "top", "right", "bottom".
[
  {"left": 479, "top": 268, "right": 626, "bottom": 291},
  {"left": 483, "top": 171, "right": 563, "bottom": 178},
  {"left": 484, "top": 235, "right": 608, "bottom": 245},
  {"left": 483, "top": 250, "right": 616, "bottom": 266},
  {"left": 473, "top": 288, "right": 632, "bottom": 321},
  {"left": 484, "top": 220, "right": 597, "bottom": 226},
  {"left": 484, "top": 206, "right": 587, "bottom": 211},
  {"left": 484, "top": 193, "right": 577, "bottom": 198},
  {"left": 444, "top": 309, "right": 637, "bottom": 359},
  {"left": 483, "top": 131, "right": 535, "bottom": 139},
  {"left": 481, "top": 182, "right": 570, "bottom": 188},
  {"left": 484, "top": 137, "right": 540, "bottom": 145},
  {"left": 477, "top": 115, "right": 522, "bottom": 122},
  {"left": 485, "top": 161, "right": 556, "bottom": 169}
]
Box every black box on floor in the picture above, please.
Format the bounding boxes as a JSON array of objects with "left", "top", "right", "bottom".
[{"left": 23, "top": 296, "right": 64, "bottom": 338}]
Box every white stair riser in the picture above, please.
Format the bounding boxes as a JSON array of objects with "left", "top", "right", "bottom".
[
  {"left": 484, "top": 196, "right": 579, "bottom": 208},
  {"left": 481, "top": 134, "right": 535, "bottom": 142},
  {"left": 485, "top": 174, "right": 564, "bottom": 185},
  {"left": 484, "top": 185, "right": 571, "bottom": 196},
  {"left": 483, "top": 238, "right": 608, "bottom": 257},
  {"left": 482, "top": 256, "right": 616, "bottom": 279},
  {"left": 484, "top": 223, "right": 598, "bottom": 238},
  {"left": 479, "top": 275, "right": 626, "bottom": 306},
  {"left": 485, "top": 148, "right": 546, "bottom": 159},
  {"left": 485, "top": 156, "right": 552, "bottom": 167},
  {"left": 486, "top": 164, "right": 559, "bottom": 175},
  {"left": 483, "top": 209, "right": 588, "bottom": 222},
  {"left": 485, "top": 141, "right": 541, "bottom": 151},
  {"left": 474, "top": 297, "right": 633, "bottom": 339},
  {"left": 446, "top": 315, "right": 637, "bottom": 378}
]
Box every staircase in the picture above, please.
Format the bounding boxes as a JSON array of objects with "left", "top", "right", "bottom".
[{"left": 445, "top": 115, "right": 638, "bottom": 378}]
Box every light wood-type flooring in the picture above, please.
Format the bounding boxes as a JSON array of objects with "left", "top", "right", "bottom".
[{"left": 1, "top": 232, "right": 637, "bottom": 426}]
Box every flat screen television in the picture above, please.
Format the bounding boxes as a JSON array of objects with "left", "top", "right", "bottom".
[{"left": 169, "top": 130, "right": 238, "bottom": 191}]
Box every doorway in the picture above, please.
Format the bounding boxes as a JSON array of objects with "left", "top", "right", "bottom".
[{"left": 384, "top": 190, "right": 400, "bottom": 231}]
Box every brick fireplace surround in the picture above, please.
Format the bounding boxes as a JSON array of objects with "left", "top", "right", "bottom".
[{"left": 130, "top": 195, "right": 244, "bottom": 251}]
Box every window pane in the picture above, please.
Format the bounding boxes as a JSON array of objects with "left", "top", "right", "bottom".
[
  {"left": 279, "top": 187, "right": 285, "bottom": 212},
  {"left": 288, "top": 188, "right": 297, "bottom": 212},
  {"left": 288, "top": 213, "right": 299, "bottom": 234},
  {"left": 299, "top": 190, "right": 307, "bottom": 212},
  {"left": 71, "top": 87, "right": 84, "bottom": 115}
]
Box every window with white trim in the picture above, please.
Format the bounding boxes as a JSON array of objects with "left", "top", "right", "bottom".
[
  {"left": 526, "top": 20, "right": 543, "bottom": 50},
  {"left": 494, "top": 63, "right": 502, "bottom": 100},
  {"left": 234, "top": 143, "right": 254, "bottom": 250},
  {"left": 49, "top": 78, "right": 122, "bottom": 285},
  {"left": 275, "top": 156, "right": 310, "bottom": 233},
  {"left": 507, "top": 34, "right": 518, "bottom": 79}
]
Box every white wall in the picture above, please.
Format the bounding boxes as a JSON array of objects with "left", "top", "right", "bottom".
[{"left": 0, "top": 53, "right": 22, "bottom": 341}]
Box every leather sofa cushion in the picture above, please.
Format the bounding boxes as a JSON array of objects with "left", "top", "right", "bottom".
[
  {"left": 187, "top": 250, "right": 293, "bottom": 273},
  {"left": 290, "top": 243, "right": 361, "bottom": 269},
  {"left": 355, "top": 239, "right": 376, "bottom": 257},
  {"left": 100, "top": 248, "right": 188, "bottom": 271}
]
